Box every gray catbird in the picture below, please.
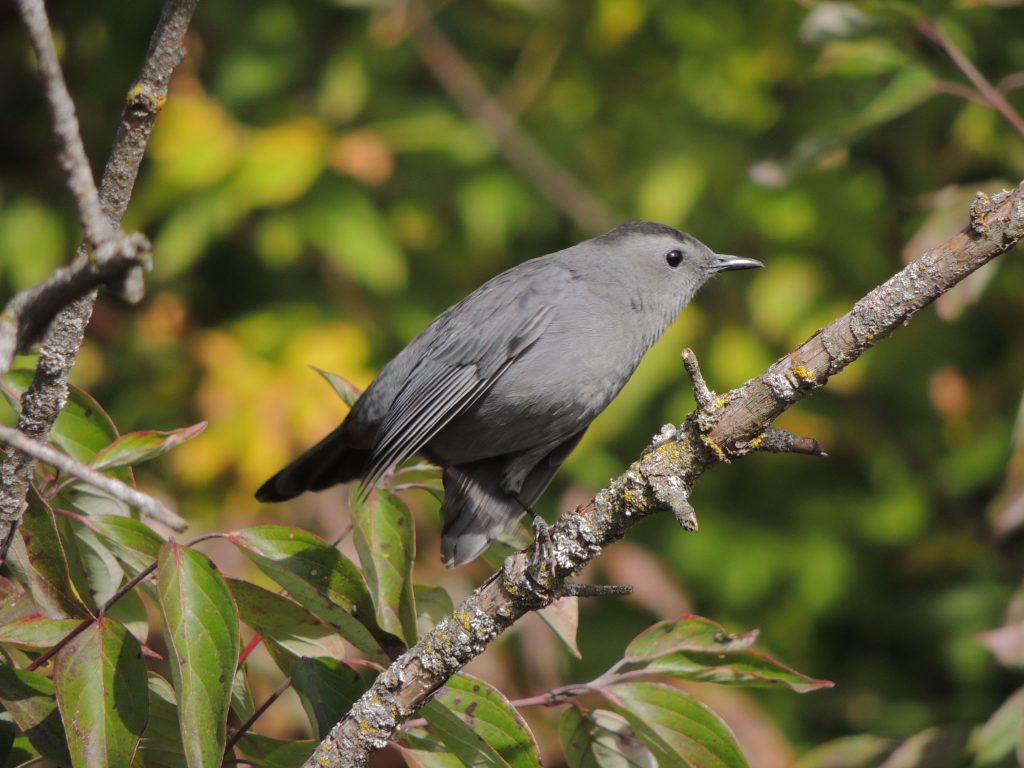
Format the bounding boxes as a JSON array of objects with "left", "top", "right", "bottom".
[{"left": 256, "top": 221, "right": 761, "bottom": 565}]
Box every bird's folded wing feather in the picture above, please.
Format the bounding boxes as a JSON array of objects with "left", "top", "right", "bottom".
[{"left": 361, "top": 262, "right": 569, "bottom": 491}]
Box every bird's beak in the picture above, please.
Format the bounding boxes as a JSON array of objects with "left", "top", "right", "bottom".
[{"left": 713, "top": 254, "right": 763, "bottom": 272}]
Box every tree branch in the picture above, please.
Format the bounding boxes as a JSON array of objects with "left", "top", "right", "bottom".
[
  {"left": 402, "top": 0, "right": 617, "bottom": 234},
  {"left": 0, "top": 425, "right": 187, "bottom": 531},
  {"left": 0, "top": 0, "right": 200, "bottom": 563},
  {"left": 303, "top": 183, "right": 1024, "bottom": 768}
]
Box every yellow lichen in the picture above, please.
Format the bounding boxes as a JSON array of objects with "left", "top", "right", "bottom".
[
  {"left": 700, "top": 434, "right": 727, "bottom": 462},
  {"left": 749, "top": 435, "right": 764, "bottom": 449},
  {"left": 790, "top": 364, "right": 814, "bottom": 382},
  {"left": 714, "top": 395, "right": 727, "bottom": 409}
]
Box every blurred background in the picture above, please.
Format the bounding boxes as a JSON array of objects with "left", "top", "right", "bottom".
[{"left": 3, "top": 0, "right": 1024, "bottom": 764}]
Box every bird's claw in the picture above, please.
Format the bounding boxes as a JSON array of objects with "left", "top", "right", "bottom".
[{"left": 526, "top": 515, "right": 557, "bottom": 586}]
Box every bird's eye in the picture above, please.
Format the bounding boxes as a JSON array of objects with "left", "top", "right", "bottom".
[{"left": 665, "top": 249, "right": 684, "bottom": 268}]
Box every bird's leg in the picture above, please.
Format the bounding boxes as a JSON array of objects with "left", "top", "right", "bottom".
[
  {"left": 511, "top": 493, "right": 633, "bottom": 598},
  {"left": 512, "top": 493, "right": 556, "bottom": 580}
]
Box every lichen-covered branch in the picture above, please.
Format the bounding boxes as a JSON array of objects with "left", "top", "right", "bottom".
[
  {"left": 303, "top": 183, "right": 1024, "bottom": 768},
  {"left": 0, "top": 0, "right": 200, "bottom": 562}
]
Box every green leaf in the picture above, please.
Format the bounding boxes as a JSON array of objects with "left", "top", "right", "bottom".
[
  {"left": 234, "top": 734, "right": 317, "bottom": 768},
  {"left": 7, "top": 490, "right": 89, "bottom": 617},
  {"left": 0, "top": 576, "right": 37, "bottom": 627},
  {"left": 230, "top": 667, "right": 255, "bottom": 723},
  {"left": 310, "top": 365, "right": 361, "bottom": 407},
  {"left": 352, "top": 491, "right": 417, "bottom": 644},
  {"left": 106, "top": 588, "right": 150, "bottom": 647},
  {"left": 88, "top": 515, "right": 165, "bottom": 576},
  {"left": 227, "top": 525, "right": 390, "bottom": 662},
  {"left": 601, "top": 682, "right": 747, "bottom": 768},
  {"left": 135, "top": 674, "right": 188, "bottom": 768},
  {"left": 401, "top": 748, "right": 466, "bottom": 768},
  {"left": 559, "top": 708, "right": 656, "bottom": 768},
  {"left": 624, "top": 617, "right": 832, "bottom": 693},
  {"left": 53, "top": 617, "right": 148, "bottom": 768},
  {"left": 971, "top": 686, "right": 1024, "bottom": 767},
  {"left": 0, "top": 665, "right": 70, "bottom": 764},
  {"left": 414, "top": 584, "right": 454, "bottom": 638},
  {"left": 879, "top": 726, "right": 971, "bottom": 768},
  {"left": 89, "top": 423, "right": 207, "bottom": 472},
  {"left": 422, "top": 673, "right": 541, "bottom": 768},
  {"left": 156, "top": 541, "right": 239, "bottom": 768},
  {"left": 0, "top": 614, "right": 81, "bottom": 649},
  {"left": 291, "top": 656, "right": 367, "bottom": 738},
  {"left": 626, "top": 617, "right": 759, "bottom": 659},
  {"left": 58, "top": 515, "right": 124, "bottom": 609},
  {"left": 229, "top": 579, "right": 336, "bottom": 656}
]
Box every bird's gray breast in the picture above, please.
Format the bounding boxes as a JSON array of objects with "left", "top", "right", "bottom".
[{"left": 426, "top": 298, "right": 648, "bottom": 465}]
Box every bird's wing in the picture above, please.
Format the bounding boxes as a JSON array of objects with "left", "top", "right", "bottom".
[{"left": 360, "top": 263, "right": 568, "bottom": 492}]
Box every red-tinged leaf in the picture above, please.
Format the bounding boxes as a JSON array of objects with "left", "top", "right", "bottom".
[
  {"left": 234, "top": 734, "right": 318, "bottom": 768},
  {"left": 7, "top": 490, "right": 89, "bottom": 618},
  {"left": 156, "top": 541, "right": 239, "bottom": 768},
  {"left": 89, "top": 423, "right": 207, "bottom": 472},
  {"left": 792, "top": 735, "right": 896, "bottom": 768},
  {"left": 539, "top": 596, "right": 582, "bottom": 659},
  {"left": 291, "top": 657, "right": 368, "bottom": 738},
  {"left": 311, "top": 365, "right": 362, "bottom": 407},
  {"left": 644, "top": 649, "right": 833, "bottom": 693},
  {"left": 559, "top": 707, "right": 657, "bottom": 768},
  {"left": 422, "top": 673, "right": 541, "bottom": 768},
  {"left": 971, "top": 686, "right": 1024, "bottom": 767},
  {"left": 600, "top": 682, "right": 747, "bottom": 768},
  {"left": 978, "top": 622, "right": 1024, "bottom": 669},
  {"left": 54, "top": 616, "right": 148, "bottom": 768},
  {"left": 0, "top": 664, "right": 70, "bottom": 765},
  {"left": 625, "top": 617, "right": 759, "bottom": 659},
  {"left": 623, "top": 617, "right": 832, "bottom": 693},
  {"left": 0, "top": 575, "right": 40, "bottom": 626},
  {"left": 352, "top": 491, "right": 417, "bottom": 644},
  {"left": 0, "top": 614, "right": 80, "bottom": 649},
  {"left": 227, "top": 525, "right": 391, "bottom": 662}
]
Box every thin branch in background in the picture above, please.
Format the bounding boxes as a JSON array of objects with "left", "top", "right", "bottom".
[
  {"left": 225, "top": 676, "right": 294, "bottom": 754},
  {"left": 0, "top": 425, "right": 187, "bottom": 530},
  {"left": 0, "top": 0, "right": 200, "bottom": 564},
  {"left": 13, "top": 0, "right": 121, "bottom": 258},
  {"left": 402, "top": 0, "right": 617, "bottom": 234},
  {"left": 933, "top": 80, "right": 990, "bottom": 107},
  {"left": 916, "top": 18, "right": 1024, "bottom": 139}
]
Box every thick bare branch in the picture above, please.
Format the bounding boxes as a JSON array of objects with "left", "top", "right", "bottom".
[
  {"left": 0, "top": 0, "right": 200, "bottom": 562},
  {"left": 303, "top": 183, "right": 1024, "bottom": 768}
]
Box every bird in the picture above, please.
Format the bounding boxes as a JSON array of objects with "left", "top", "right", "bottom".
[{"left": 256, "top": 221, "right": 762, "bottom": 566}]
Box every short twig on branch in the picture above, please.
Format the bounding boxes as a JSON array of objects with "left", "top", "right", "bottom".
[
  {"left": 0, "top": 425, "right": 187, "bottom": 531},
  {"left": 302, "top": 183, "right": 1024, "bottom": 768},
  {"left": 0, "top": 0, "right": 200, "bottom": 563}
]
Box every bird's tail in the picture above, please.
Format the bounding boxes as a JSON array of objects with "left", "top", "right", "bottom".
[
  {"left": 440, "top": 459, "right": 525, "bottom": 567},
  {"left": 255, "top": 424, "right": 370, "bottom": 502}
]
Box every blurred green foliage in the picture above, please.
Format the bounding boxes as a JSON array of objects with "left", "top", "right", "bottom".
[{"left": 4, "top": 0, "right": 1024, "bottom": 764}]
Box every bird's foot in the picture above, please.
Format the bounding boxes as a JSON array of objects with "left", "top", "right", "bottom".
[{"left": 526, "top": 515, "right": 558, "bottom": 586}]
